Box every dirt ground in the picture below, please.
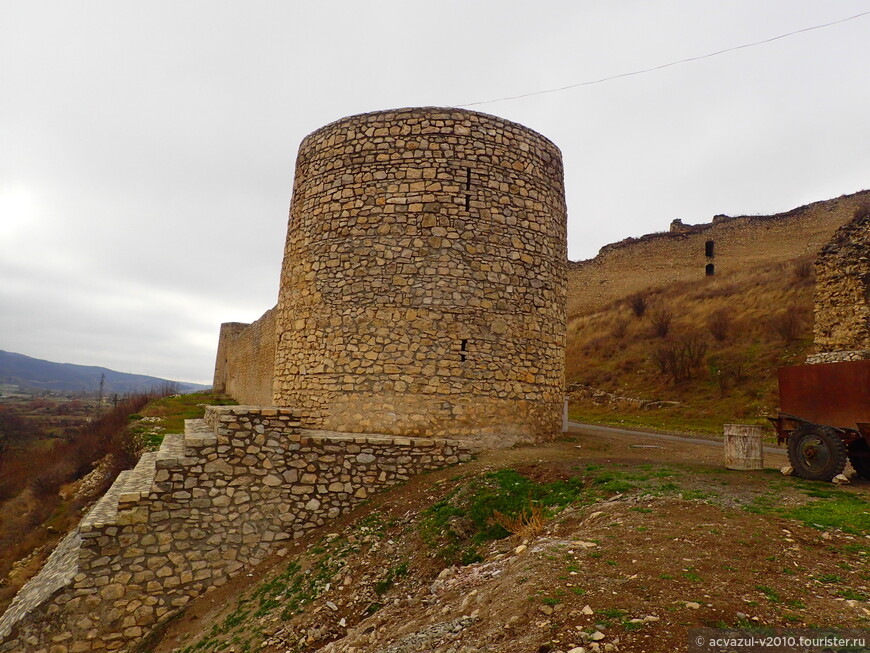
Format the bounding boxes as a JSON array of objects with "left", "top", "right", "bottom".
[{"left": 148, "top": 425, "right": 870, "bottom": 653}]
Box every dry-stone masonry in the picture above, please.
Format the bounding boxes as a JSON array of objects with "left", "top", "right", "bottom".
[
  {"left": 0, "top": 406, "right": 473, "bottom": 651},
  {"left": 2, "top": 107, "right": 562, "bottom": 651},
  {"left": 214, "top": 107, "right": 568, "bottom": 445},
  {"left": 807, "top": 204, "right": 870, "bottom": 364},
  {"left": 213, "top": 309, "right": 277, "bottom": 406}
]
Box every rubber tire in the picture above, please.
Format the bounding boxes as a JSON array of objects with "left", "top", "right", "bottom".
[
  {"left": 848, "top": 439, "right": 870, "bottom": 480},
  {"left": 787, "top": 424, "right": 848, "bottom": 482}
]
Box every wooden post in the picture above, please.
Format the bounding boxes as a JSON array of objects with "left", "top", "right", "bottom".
[{"left": 724, "top": 424, "right": 764, "bottom": 470}]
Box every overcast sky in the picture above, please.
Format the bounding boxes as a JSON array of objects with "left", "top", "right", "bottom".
[{"left": 1, "top": 1, "right": 868, "bottom": 385}]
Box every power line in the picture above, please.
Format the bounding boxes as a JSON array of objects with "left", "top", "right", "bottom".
[{"left": 458, "top": 9, "right": 870, "bottom": 108}]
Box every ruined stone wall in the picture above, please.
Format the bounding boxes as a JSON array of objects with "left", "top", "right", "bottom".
[
  {"left": 568, "top": 190, "right": 870, "bottom": 317},
  {"left": 809, "top": 205, "right": 870, "bottom": 362},
  {"left": 212, "top": 308, "right": 277, "bottom": 405},
  {"left": 212, "top": 321, "right": 246, "bottom": 392},
  {"left": 0, "top": 406, "right": 473, "bottom": 651},
  {"left": 273, "top": 108, "right": 567, "bottom": 443}
]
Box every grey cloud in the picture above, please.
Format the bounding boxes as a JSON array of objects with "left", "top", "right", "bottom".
[{"left": 2, "top": 0, "right": 868, "bottom": 382}]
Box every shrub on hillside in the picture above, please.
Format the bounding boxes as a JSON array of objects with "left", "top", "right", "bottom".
[
  {"left": 650, "top": 309, "right": 672, "bottom": 338},
  {"left": 707, "top": 309, "right": 731, "bottom": 342},
  {"left": 0, "top": 392, "right": 156, "bottom": 502},
  {"left": 708, "top": 352, "right": 748, "bottom": 397},
  {"left": 772, "top": 307, "right": 806, "bottom": 345},
  {"left": 611, "top": 317, "right": 629, "bottom": 339},
  {"left": 652, "top": 334, "right": 708, "bottom": 383},
  {"left": 30, "top": 465, "right": 74, "bottom": 498},
  {"left": 628, "top": 294, "right": 648, "bottom": 318},
  {"left": 792, "top": 260, "right": 814, "bottom": 284}
]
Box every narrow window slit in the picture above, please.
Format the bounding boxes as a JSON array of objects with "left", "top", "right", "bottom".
[
  {"left": 459, "top": 339, "right": 468, "bottom": 362},
  {"left": 464, "top": 168, "right": 472, "bottom": 211}
]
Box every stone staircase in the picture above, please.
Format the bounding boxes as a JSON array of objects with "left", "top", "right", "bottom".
[
  {"left": 156, "top": 419, "right": 215, "bottom": 463},
  {"left": 80, "top": 451, "right": 158, "bottom": 532},
  {"left": 1, "top": 406, "right": 475, "bottom": 651},
  {"left": 0, "top": 530, "right": 80, "bottom": 640}
]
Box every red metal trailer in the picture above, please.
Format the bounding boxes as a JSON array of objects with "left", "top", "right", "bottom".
[{"left": 769, "top": 359, "right": 870, "bottom": 481}]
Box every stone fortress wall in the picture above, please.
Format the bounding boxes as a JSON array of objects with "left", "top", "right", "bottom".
[
  {"left": 0, "top": 406, "right": 473, "bottom": 651},
  {"left": 568, "top": 190, "right": 870, "bottom": 318},
  {"left": 0, "top": 108, "right": 567, "bottom": 651},
  {"left": 213, "top": 309, "right": 277, "bottom": 406},
  {"left": 806, "top": 203, "right": 870, "bottom": 364},
  {"left": 216, "top": 107, "right": 568, "bottom": 444}
]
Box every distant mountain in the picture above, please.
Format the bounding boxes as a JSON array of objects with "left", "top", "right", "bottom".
[{"left": 0, "top": 350, "right": 209, "bottom": 395}]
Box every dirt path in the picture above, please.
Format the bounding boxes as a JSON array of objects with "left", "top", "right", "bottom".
[{"left": 568, "top": 421, "right": 788, "bottom": 455}]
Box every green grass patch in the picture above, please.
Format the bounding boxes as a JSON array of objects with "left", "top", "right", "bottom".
[
  {"left": 180, "top": 532, "right": 359, "bottom": 652},
  {"left": 142, "top": 391, "right": 236, "bottom": 440},
  {"left": 541, "top": 596, "right": 561, "bottom": 606},
  {"left": 784, "top": 493, "right": 870, "bottom": 535},
  {"left": 374, "top": 562, "right": 409, "bottom": 596},
  {"left": 567, "top": 405, "right": 752, "bottom": 437},
  {"left": 839, "top": 588, "right": 868, "bottom": 601},
  {"left": 755, "top": 584, "right": 781, "bottom": 603},
  {"left": 815, "top": 573, "right": 844, "bottom": 584},
  {"left": 419, "top": 468, "right": 588, "bottom": 565}
]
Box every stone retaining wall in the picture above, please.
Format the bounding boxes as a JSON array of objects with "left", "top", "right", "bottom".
[
  {"left": 0, "top": 406, "right": 473, "bottom": 652},
  {"left": 805, "top": 350, "right": 870, "bottom": 365}
]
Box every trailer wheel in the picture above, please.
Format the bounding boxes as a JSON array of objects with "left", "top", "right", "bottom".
[
  {"left": 848, "top": 440, "right": 870, "bottom": 480},
  {"left": 787, "top": 424, "right": 847, "bottom": 482}
]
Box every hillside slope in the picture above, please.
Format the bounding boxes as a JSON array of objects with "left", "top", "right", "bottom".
[
  {"left": 146, "top": 429, "right": 870, "bottom": 653},
  {"left": 0, "top": 350, "right": 208, "bottom": 394},
  {"left": 565, "top": 256, "right": 816, "bottom": 435}
]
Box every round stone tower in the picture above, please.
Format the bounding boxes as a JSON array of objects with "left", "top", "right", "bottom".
[{"left": 273, "top": 107, "right": 566, "bottom": 444}]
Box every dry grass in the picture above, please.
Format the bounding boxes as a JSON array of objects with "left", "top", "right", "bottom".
[
  {"left": 772, "top": 306, "right": 808, "bottom": 345},
  {"left": 0, "top": 391, "right": 171, "bottom": 616},
  {"left": 493, "top": 501, "right": 547, "bottom": 539},
  {"left": 707, "top": 308, "right": 731, "bottom": 342},
  {"left": 567, "top": 256, "right": 815, "bottom": 434}
]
